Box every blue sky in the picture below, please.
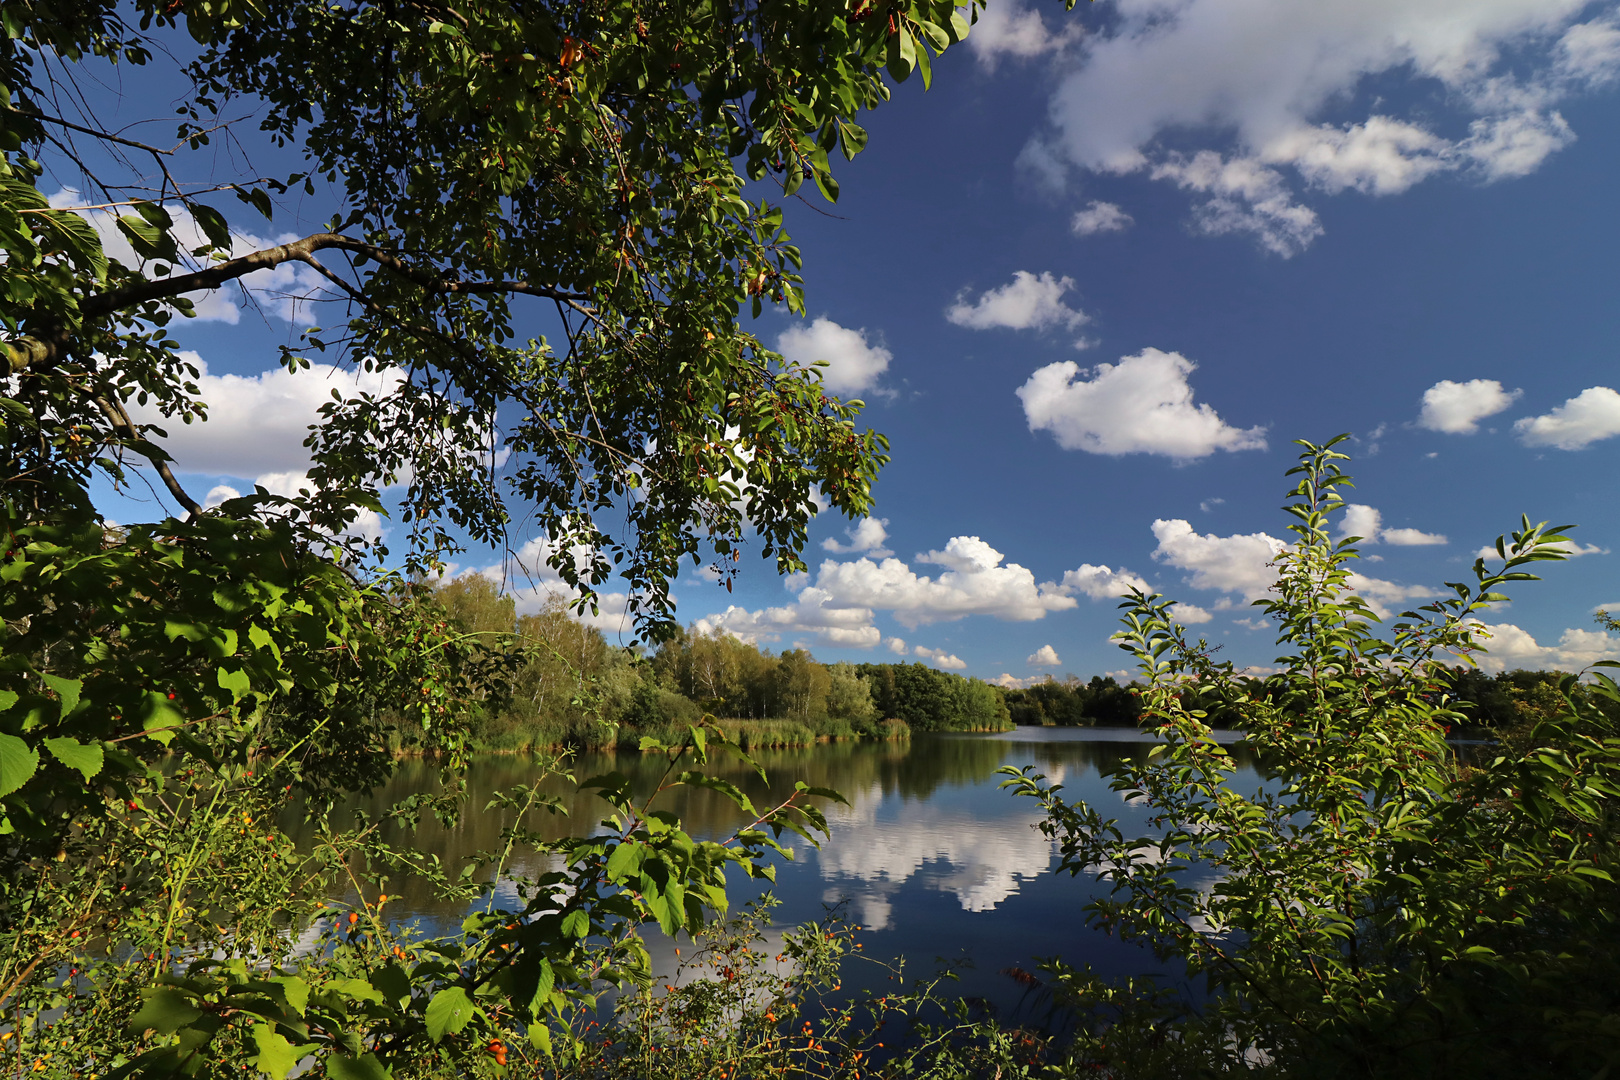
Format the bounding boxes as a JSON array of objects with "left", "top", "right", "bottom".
[{"left": 89, "top": 0, "right": 1620, "bottom": 683}]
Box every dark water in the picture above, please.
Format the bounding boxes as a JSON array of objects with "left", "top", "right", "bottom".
[{"left": 301, "top": 728, "right": 1259, "bottom": 1018}]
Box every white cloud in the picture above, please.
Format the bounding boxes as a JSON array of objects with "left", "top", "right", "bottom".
[
  {"left": 1060, "top": 563, "right": 1151, "bottom": 601},
  {"left": 694, "top": 589, "right": 882, "bottom": 649},
  {"left": 1017, "top": 348, "right": 1267, "bottom": 459},
  {"left": 990, "top": 673, "right": 1045, "bottom": 689},
  {"left": 776, "top": 317, "right": 892, "bottom": 397},
  {"left": 1468, "top": 621, "right": 1620, "bottom": 672},
  {"left": 1151, "top": 518, "right": 1289, "bottom": 599},
  {"left": 813, "top": 536, "right": 1078, "bottom": 628},
  {"left": 125, "top": 353, "right": 401, "bottom": 482},
  {"left": 1150, "top": 517, "right": 1435, "bottom": 615},
  {"left": 1513, "top": 386, "right": 1620, "bottom": 450},
  {"left": 1070, "top": 200, "right": 1134, "bottom": 236},
  {"left": 1382, "top": 527, "right": 1449, "bottom": 546},
  {"left": 1149, "top": 151, "right": 1323, "bottom": 256},
  {"left": 1027, "top": 0, "right": 1620, "bottom": 252},
  {"left": 203, "top": 484, "right": 241, "bottom": 509},
  {"left": 1418, "top": 378, "right": 1522, "bottom": 433},
  {"left": 692, "top": 533, "right": 1146, "bottom": 647},
  {"left": 1560, "top": 14, "right": 1620, "bottom": 83},
  {"left": 1338, "top": 504, "right": 1447, "bottom": 545},
  {"left": 822, "top": 517, "right": 893, "bottom": 557},
  {"left": 1172, "top": 602, "right": 1214, "bottom": 624},
  {"left": 965, "top": 0, "right": 1084, "bottom": 69},
  {"left": 1027, "top": 644, "right": 1062, "bottom": 667},
  {"left": 913, "top": 646, "right": 968, "bottom": 670},
  {"left": 946, "top": 271, "right": 1090, "bottom": 336}
]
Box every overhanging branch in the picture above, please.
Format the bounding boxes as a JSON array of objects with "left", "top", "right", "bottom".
[{"left": 6, "top": 232, "right": 594, "bottom": 372}]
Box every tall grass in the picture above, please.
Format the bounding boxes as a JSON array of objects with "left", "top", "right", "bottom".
[{"left": 468, "top": 714, "right": 912, "bottom": 753}]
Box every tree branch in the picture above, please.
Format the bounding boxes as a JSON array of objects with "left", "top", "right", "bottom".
[{"left": 7, "top": 232, "right": 594, "bottom": 372}]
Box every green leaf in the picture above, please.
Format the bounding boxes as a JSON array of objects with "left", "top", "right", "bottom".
[
  {"left": 250, "top": 1024, "right": 300, "bottom": 1080},
  {"left": 271, "top": 975, "right": 309, "bottom": 1016},
  {"left": 561, "top": 908, "right": 590, "bottom": 939},
  {"left": 325, "top": 1054, "right": 388, "bottom": 1080},
  {"left": 370, "top": 963, "right": 411, "bottom": 1006},
  {"left": 130, "top": 986, "right": 203, "bottom": 1034},
  {"left": 218, "top": 666, "right": 252, "bottom": 698},
  {"left": 43, "top": 737, "right": 103, "bottom": 782},
  {"left": 0, "top": 733, "right": 39, "bottom": 798},
  {"left": 139, "top": 691, "right": 186, "bottom": 744},
  {"left": 190, "top": 203, "right": 233, "bottom": 250},
  {"left": 40, "top": 673, "right": 82, "bottom": 715},
  {"left": 115, "top": 213, "right": 177, "bottom": 261},
  {"left": 234, "top": 185, "right": 275, "bottom": 221},
  {"left": 424, "top": 986, "right": 475, "bottom": 1043}
]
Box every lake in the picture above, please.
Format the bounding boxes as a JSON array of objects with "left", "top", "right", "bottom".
[{"left": 315, "top": 727, "right": 1261, "bottom": 1019}]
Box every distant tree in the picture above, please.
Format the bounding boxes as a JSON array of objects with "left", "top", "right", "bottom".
[
  {"left": 826, "top": 662, "right": 878, "bottom": 723},
  {"left": 773, "top": 649, "right": 831, "bottom": 723}
]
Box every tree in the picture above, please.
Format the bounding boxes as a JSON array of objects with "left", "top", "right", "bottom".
[
  {"left": 1002, "top": 437, "right": 1620, "bottom": 1077},
  {"left": 0, "top": 0, "right": 984, "bottom": 1072}
]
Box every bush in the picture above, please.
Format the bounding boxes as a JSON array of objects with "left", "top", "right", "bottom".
[{"left": 1001, "top": 437, "right": 1620, "bottom": 1078}]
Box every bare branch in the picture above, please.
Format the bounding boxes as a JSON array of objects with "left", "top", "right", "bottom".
[{"left": 3, "top": 104, "right": 173, "bottom": 156}]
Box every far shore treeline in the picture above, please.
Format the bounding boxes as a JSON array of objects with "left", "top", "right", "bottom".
[{"left": 426, "top": 577, "right": 1591, "bottom": 751}]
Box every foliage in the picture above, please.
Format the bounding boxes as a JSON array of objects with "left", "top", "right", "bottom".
[
  {"left": 857, "top": 663, "right": 1013, "bottom": 733},
  {"left": 1001, "top": 436, "right": 1620, "bottom": 1078},
  {"left": 0, "top": 0, "right": 1005, "bottom": 1074},
  {"left": 1442, "top": 662, "right": 1620, "bottom": 745},
  {"left": 576, "top": 899, "right": 1050, "bottom": 1080},
  {"left": 998, "top": 675, "right": 1142, "bottom": 728}
]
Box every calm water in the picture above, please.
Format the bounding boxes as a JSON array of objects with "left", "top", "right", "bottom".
[{"left": 308, "top": 728, "right": 1260, "bottom": 1016}]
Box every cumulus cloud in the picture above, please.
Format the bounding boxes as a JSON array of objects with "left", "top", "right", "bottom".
[
  {"left": 1070, "top": 200, "right": 1134, "bottom": 236},
  {"left": 1027, "top": 644, "right": 1062, "bottom": 667},
  {"left": 776, "top": 318, "right": 892, "bottom": 397},
  {"left": 1172, "top": 602, "right": 1215, "bottom": 624},
  {"left": 125, "top": 352, "right": 402, "bottom": 482},
  {"left": 822, "top": 517, "right": 893, "bottom": 557},
  {"left": 946, "top": 271, "right": 1091, "bottom": 337},
  {"left": 1418, "top": 378, "right": 1522, "bottom": 434},
  {"left": 694, "top": 588, "right": 882, "bottom": 649},
  {"left": 1025, "top": 1, "right": 1620, "bottom": 253},
  {"left": 1060, "top": 563, "right": 1151, "bottom": 601},
  {"left": 814, "top": 536, "right": 1078, "bottom": 628},
  {"left": 913, "top": 646, "right": 968, "bottom": 670},
  {"left": 1513, "top": 386, "right": 1620, "bottom": 450},
  {"left": 1151, "top": 517, "right": 1433, "bottom": 615},
  {"left": 1468, "top": 621, "right": 1620, "bottom": 672},
  {"left": 1017, "top": 348, "right": 1267, "bottom": 459},
  {"left": 690, "top": 534, "right": 1154, "bottom": 649},
  {"left": 1151, "top": 518, "right": 1289, "bottom": 599},
  {"left": 990, "top": 673, "right": 1045, "bottom": 689},
  {"left": 965, "top": 0, "right": 1084, "bottom": 69},
  {"left": 1338, "top": 504, "right": 1448, "bottom": 545}
]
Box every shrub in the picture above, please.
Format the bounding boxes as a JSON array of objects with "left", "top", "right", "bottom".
[{"left": 1002, "top": 437, "right": 1620, "bottom": 1078}]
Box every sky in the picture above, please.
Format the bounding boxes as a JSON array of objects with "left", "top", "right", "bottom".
[{"left": 84, "top": 0, "right": 1620, "bottom": 684}]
